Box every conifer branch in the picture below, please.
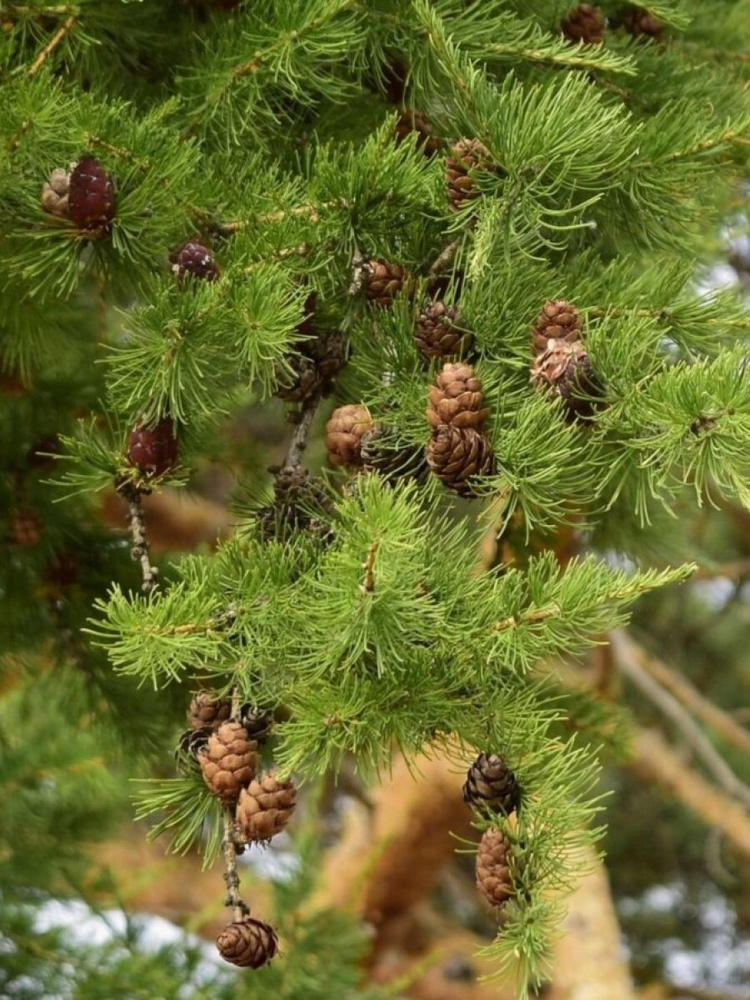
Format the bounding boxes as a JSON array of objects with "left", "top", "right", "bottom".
[
  {"left": 27, "top": 14, "right": 75, "bottom": 77},
  {"left": 124, "top": 490, "right": 159, "bottom": 595},
  {"left": 283, "top": 391, "right": 322, "bottom": 470}
]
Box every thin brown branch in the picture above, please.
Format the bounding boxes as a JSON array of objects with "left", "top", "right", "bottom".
[
  {"left": 222, "top": 685, "right": 249, "bottom": 923},
  {"left": 27, "top": 14, "right": 75, "bottom": 76},
  {"left": 282, "top": 391, "right": 321, "bottom": 469},
  {"left": 611, "top": 631, "right": 750, "bottom": 812},
  {"left": 632, "top": 638, "right": 750, "bottom": 757},
  {"left": 126, "top": 492, "right": 159, "bottom": 595},
  {"left": 631, "top": 727, "right": 750, "bottom": 861}
]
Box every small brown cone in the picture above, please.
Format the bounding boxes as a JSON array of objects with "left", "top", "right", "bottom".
[
  {"left": 41, "top": 167, "right": 70, "bottom": 218},
  {"left": 476, "top": 828, "right": 514, "bottom": 910},
  {"left": 530, "top": 339, "right": 604, "bottom": 422},
  {"left": 11, "top": 509, "right": 41, "bottom": 548},
  {"left": 187, "top": 692, "right": 231, "bottom": 730},
  {"left": 394, "top": 108, "right": 443, "bottom": 156},
  {"left": 463, "top": 753, "right": 521, "bottom": 816},
  {"left": 236, "top": 772, "right": 297, "bottom": 843},
  {"left": 325, "top": 404, "right": 374, "bottom": 468},
  {"left": 415, "top": 301, "right": 475, "bottom": 360},
  {"left": 360, "top": 424, "right": 429, "bottom": 485},
  {"left": 216, "top": 917, "right": 279, "bottom": 969},
  {"left": 427, "top": 362, "right": 489, "bottom": 430},
  {"left": 427, "top": 425, "right": 496, "bottom": 497},
  {"left": 622, "top": 7, "right": 663, "bottom": 41},
  {"left": 531, "top": 299, "right": 581, "bottom": 354},
  {"left": 198, "top": 721, "right": 258, "bottom": 803},
  {"left": 561, "top": 4, "right": 606, "bottom": 44},
  {"left": 362, "top": 259, "right": 410, "bottom": 308},
  {"left": 446, "top": 138, "right": 493, "bottom": 212}
]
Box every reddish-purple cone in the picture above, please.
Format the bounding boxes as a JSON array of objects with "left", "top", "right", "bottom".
[
  {"left": 173, "top": 241, "right": 220, "bottom": 282},
  {"left": 127, "top": 418, "right": 178, "bottom": 477},
  {"left": 67, "top": 156, "right": 115, "bottom": 235}
]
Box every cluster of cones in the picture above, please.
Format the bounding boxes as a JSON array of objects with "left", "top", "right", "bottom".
[
  {"left": 180, "top": 692, "right": 297, "bottom": 969},
  {"left": 463, "top": 753, "right": 523, "bottom": 912}
]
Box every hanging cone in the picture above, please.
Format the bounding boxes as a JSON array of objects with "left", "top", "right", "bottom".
[
  {"left": 216, "top": 917, "right": 279, "bottom": 969},
  {"left": 187, "top": 692, "right": 232, "bottom": 729},
  {"left": 415, "top": 301, "right": 475, "bottom": 360},
  {"left": 427, "top": 425, "right": 496, "bottom": 497},
  {"left": 463, "top": 753, "right": 521, "bottom": 815},
  {"left": 198, "top": 721, "right": 258, "bottom": 803},
  {"left": 325, "top": 404, "right": 374, "bottom": 468},
  {"left": 446, "top": 138, "right": 494, "bottom": 212},
  {"left": 476, "top": 827, "right": 514, "bottom": 910},
  {"left": 362, "top": 259, "right": 411, "bottom": 307},
  {"left": 530, "top": 339, "right": 604, "bottom": 422},
  {"left": 427, "top": 362, "right": 489, "bottom": 430},
  {"left": 236, "top": 772, "right": 297, "bottom": 842}
]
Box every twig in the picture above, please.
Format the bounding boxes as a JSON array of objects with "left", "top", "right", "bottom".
[
  {"left": 429, "top": 239, "right": 461, "bottom": 278},
  {"left": 359, "top": 541, "right": 379, "bottom": 595},
  {"left": 126, "top": 491, "right": 159, "bottom": 595},
  {"left": 205, "top": 200, "right": 344, "bottom": 237},
  {"left": 27, "top": 14, "right": 75, "bottom": 77},
  {"left": 222, "top": 686, "right": 249, "bottom": 923},
  {"left": 282, "top": 391, "right": 321, "bottom": 470},
  {"left": 611, "top": 631, "right": 750, "bottom": 811},
  {"left": 632, "top": 638, "right": 750, "bottom": 757}
]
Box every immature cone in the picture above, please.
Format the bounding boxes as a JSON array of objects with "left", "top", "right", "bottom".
[
  {"left": 325, "top": 404, "right": 374, "bottom": 468},
  {"left": 127, "top": 418, "right": 178, "bottom": 477},
  {"left": 416, "top": 301, "right": 474, "bottom": 360},
  {"left": 198, "top": 721, "right": 258, "bottom": 803},
  {"left": 427, "top": 425, "right": 496, "bottom": 497},
  {"left": 360, "top": 424, "right": 429, "bottom": 485},
  {"left": 427, "top": 362, "right": 489, "bottom": 429},
  {"left": 67, "top": 156, "right": 115, "bottom": 236},
  {"left": 173, "top": 240, "right": 220, "bottom": 282},
  {"left": 216, "top": 917, "right": 278, "bottom": 969},
  {"left": 463, "top": 753, "right": 521, "bottom": 816},
  {"left": 622, "top": 7, "right": 663, "bottom": 41},
  {"left": 446, "top": 138, "right": 493, "bottom": 212},
  {"left": 187, "top": 692, "right": 231, "bottom": 729},
  {"left": 41, "top": 167, "right": 70, "bottom": 218},
  {"left": 476, "top": 828, "right": 514, "bottom": 910},
  {"left": 561, "top": 4, "right": 606, "bottom": 44},
  {"left": 394, "top": 109, "right": 443, "bottom": 156},
  {"left": 362, "top": 259, "right": 410, "bottom": 308},
  {"left": 531, "top": 299, "right": 581, "bottom": 354},
  {"left": 236, "top": 772, "right": 297, "bottom": 842},
  {"left": 531, "top": 339, "right": 604, "bottom": 421}
]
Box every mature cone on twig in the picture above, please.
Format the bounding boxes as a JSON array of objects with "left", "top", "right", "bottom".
[
  {"left": 416, "top": 301, "right": 474, "bottom": 360},
  {"left": 427, "top": 425, "right": 496, "bottom": 497},
  {"left": 362, "top": 259, "right": 411, "bottom": 308},
  {"left": 561, "top": 4, "right": 606, "bottom": 44},
  {"left": 622, "top": 7, "right": 664, "bottom": 41},
  {"left": 361, "top": 424, "right": 429, "bottom": 485},
  {"left": 41, "top": 167, "right": 70, "bottom": 218},
  {"left": 476, "top": 828, "right": 514, "bottom": 910},
  {"left": 236, "top": 772, "right": 297, "bottom": 842},
  {"left": 188, "top": 692, "right": 231, "bottom": 730},
  {"left": 173, "top": 240, "right": 220, "bottom": 282},
  {"left": 463, "top": 753, "right": 521, "bottom": 816},
  {"left": 446, "top": 138, "right": 493, "bottom": 211},
  {"left": 67, "top": 156, "right": 115, "bottom": 236},
  {"left": 531, "top": 299, "right": 582, "bottom": 354},
  {"left": 276, "top": 329, "right": 348, "bottom": 403},
  {"left": 326, "top": 404, "right": 374, "bottom": 468},
  {"left": 394, "top": 109, "right": 443, "bottom": 156},
  {"left": 531, "top": 339, "right": 604, "bottom": 422},
  {"left": 198, "top": 721, "right": 258, "bottom": 803},
  {"left": 127, "top": 418, "right": 178, "bottom": 477},
  {"left": 427, "top": 362, "right": 489, "bottom": 429},
  {"left": 216, "top": 917, "right": 279, "bottom": 969}
]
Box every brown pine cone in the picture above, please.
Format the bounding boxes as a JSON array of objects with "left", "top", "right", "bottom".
[
  {"left": 67, "top": 156, "right": 115, "bottom": 237},
  {"left": 360, "top": 424, "right": 429, "bottom": 485},
  {"left": 362, "top": 259, "right": 411, "bottom": 308},
  {"left": 531, "top": 299, "right": 582, "bottom": 354},
  {"left": 187, "top": 692, "right": 232, "bottom": 729},
  {"left": 394, "top": 109, "right": 443, "bottom": 156},
  {"left": 127, "top": 418, "right": 178, "bottom": 477},
  {"left": 463, "top": 754, "right": 521, "bottom": 816},
  {"left": 11, "top": 509, "right": 41, "bottom": 548},
  {"left": 236, "top": 772, "right": 297, "bottom": 842},
  {"left": 276, "top": 329, "right": 347, "bottom": 403},
  {"left": 325, "top": 404, "right": 374, "bottom": 468},
  {"left": 216, "top": 917, "right": 278, "bottom": 969},
  {"left": 427, "top": 362, "right": 489, "bottom": 430},
  {"left": 530, "top": 339, "right": 604, "bottom": 422},
  {"left": 198, "top": 721, "right": 258, "bottom": 803},
  {"left": 622, "top": 7, "right": 663, "bottom": 41},
  {"left": 416, "top": 301, "right": 474, "bottom": 360},
  {"left": 446, "top": 138, "right": 493, "bottom": 212},
  {"left": 561, "top": 4, "right": 606, "bottom": 44},
  {"left": 427, "top": 425, "right": 496, "bottom": 497},
  {"left": 173, "top": 240, "right": 220, "bottom": 282},
  {"left": 41, "top": 167, "right": 70, "bottom": 218},
  {"left": 476, "top": 828, "right": 514, "bottom": 910},
  {"left": 238, "top": 705, "right": 275, "bottom": 744}
]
